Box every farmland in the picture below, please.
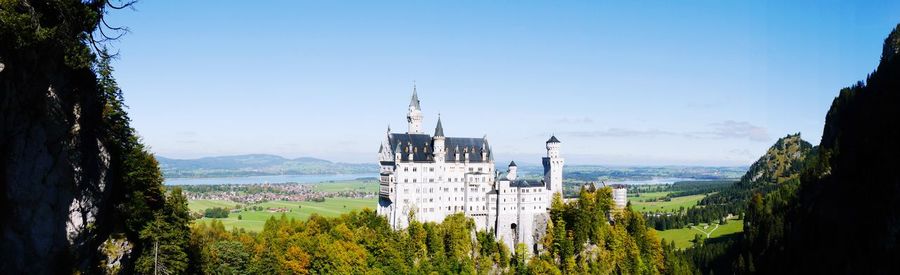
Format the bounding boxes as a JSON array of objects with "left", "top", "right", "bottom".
[
  {"left": 656, "top": 219, "right": 744, "bottom": 249},
  {"left": 630, "top": 193, "right": 708, "bottom": 213},
  {"left": 190, "top": 197, "right": 376, "bottom": 232}
]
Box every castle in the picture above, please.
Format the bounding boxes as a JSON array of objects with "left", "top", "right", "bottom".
[{"left": 376, "top": 87, "right": 564, "bottom": 253}]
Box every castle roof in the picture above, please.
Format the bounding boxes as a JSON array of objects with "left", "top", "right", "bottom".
[
  {"left": 409, "top": 86, "right": 421, "bottom": 110},
  {"left": 388, "top": 133, "right": 491, "bottom": 162},
  {"left": 509, "top": 161, "right": 517, "bottom": 167},
  {"left": 434, "top": 116, "right": 444, "bottom": 137},
  {"left": 547, "top": 135, "right": 561, "bottom": 143},
  {"left": 509, "top": 179, "right": 545, "bottom": 188}
]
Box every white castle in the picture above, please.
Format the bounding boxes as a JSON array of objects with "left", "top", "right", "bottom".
[{"left": 376, "top": 87, "right": 564, "bottom": 253}]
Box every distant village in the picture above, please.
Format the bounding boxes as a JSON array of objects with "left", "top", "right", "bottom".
[{"left": 179, "top": 182, "right": 377, "bottom": 204}]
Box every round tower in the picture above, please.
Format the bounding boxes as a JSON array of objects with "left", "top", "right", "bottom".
[{"left": 544, "top": 135, "right": 564, "bottom": 195}]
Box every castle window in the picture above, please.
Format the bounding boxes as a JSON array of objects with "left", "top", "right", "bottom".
[
  {"left": 413, "top": 167, "right": 417, "bottom": 172},
  {"left": 404, "top": 167, "right": 408, "bottom": 172}
]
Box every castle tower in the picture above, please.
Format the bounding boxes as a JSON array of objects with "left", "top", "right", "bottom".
[
  {"left": 507, "top": 161, "right": 518, "bottom": 181},
  {"left": 433, "top": 116, "right": 446, "bottom": 163},
  {"left": 407, "top": 85, "right": 423, "bottom": 134},
  {"left": 543, "top": 136, "right": 564, "bottom": 195}
]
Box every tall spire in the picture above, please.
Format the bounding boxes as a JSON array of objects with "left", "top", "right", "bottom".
[
  {"left": 434, "top": 114, "right": 444, "bottom": 137},
  {"left": 409, "top": 83, "right": 421, "bottom": 110}
]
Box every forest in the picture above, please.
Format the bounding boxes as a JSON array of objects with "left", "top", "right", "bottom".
[{"left": 187, "top": 187, "right": 695, "bottom": 274}]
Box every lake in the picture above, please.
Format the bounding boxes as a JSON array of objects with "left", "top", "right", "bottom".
[{"left": 164, "top": 173, "right": 372, "bottom": 185}]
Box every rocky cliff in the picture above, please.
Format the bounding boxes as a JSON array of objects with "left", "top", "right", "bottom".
[{"left": 2, "top": 1, "right": 138, "bottom": 273}]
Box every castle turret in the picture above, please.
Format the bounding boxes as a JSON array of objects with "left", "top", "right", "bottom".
[
  {"left": 407, "top": 85, "right": 423, "bottom": 134},
  {"left": 543, "top": 135, "right": 564, "bottom": 195},
  {"left": 507, "top": 161, "right": 518, "bottom": 181},
  {"left": 433, "top": 116, "right": 446, "bottom": 163}
]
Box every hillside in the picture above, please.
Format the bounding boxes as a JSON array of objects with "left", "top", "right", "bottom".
[
  {"left": 740, "top": 23, "right": 900, "bottom": 273},
  {"left": 158, "top": 154, "right": 377, "bottom": 178},
  {"left": 739, "top": 133, "right": 812, "bottom": 186}
]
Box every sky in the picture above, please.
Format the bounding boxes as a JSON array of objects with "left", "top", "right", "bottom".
[{"left": 104, "top": 1, "right": 900, "bottom": 166}]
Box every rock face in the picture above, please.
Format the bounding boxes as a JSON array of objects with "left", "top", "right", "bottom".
[{"left": 1, "top": 15, "right": 115, "bottom": 275}]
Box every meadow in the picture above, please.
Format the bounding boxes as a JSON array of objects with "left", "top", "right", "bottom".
[
  {"left": 190, "top": 197, "right": 377, "bottom": 232},
  {"left": 630, "top": 192, "right": 708, "bottom": 213},
  {"left": 312, "top": 179, "right": 379, "bottom": 193},
  {"left": 656, "top": 219, "right": 744, "bottom": 249}
]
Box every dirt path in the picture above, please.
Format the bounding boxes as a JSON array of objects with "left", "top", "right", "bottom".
[{"left": 691, "top": 223, "right": 720, "bottom": 238}]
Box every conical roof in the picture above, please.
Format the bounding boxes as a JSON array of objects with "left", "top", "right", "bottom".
[
  {"left": 547, "top": 135, "right": 561, "bottom": 143},
  {"left": 409, "top": 85, "right": 421, "bottom": 110},
  {"left": 434, "top": 116, "right": 444, "bottom": 137}
]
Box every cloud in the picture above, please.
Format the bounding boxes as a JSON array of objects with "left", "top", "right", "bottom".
[
  {"left": 560, "top": 120, "right": 769, "bottom": 142},
  {"left": 554, "top": 117, "right": 595, "bottom": 124},
  {"left": 699, "top": 120, "right": 770, "bottom": 142},
  {"left": 562, "top": 128, "right": 677, "bottom": 138}
]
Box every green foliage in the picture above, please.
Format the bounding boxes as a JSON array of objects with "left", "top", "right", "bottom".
[
  {"left": 190, "top": 209, "right": 512, "bottom": 274},
  {"left": 535, "top": 186, "right": 688, "bottom": 274},
  {"left": 134, "top": 188, "right": 192, "bottom": 274},
  {"left": 204, "top": 207, "right": 230, "bottom": 218}
]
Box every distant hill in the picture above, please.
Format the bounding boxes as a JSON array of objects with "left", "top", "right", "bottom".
[
  {"left": 739, "top": 133, "right": 812, "bottom": 186},
  {"left": 691, "top": 134, "right": 812, "bottom": 207},
  {"left": 157, "top": 154, "right": 377, "bottom": 178}
]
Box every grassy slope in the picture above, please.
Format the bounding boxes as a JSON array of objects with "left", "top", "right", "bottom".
[
  {"left": 657, "top": 219, "right": 744, "bottom": 249},
  {"left": 189, "top": 199, "right": 240, "bottom": 212},
  {"left": 629, "top": 191, "right": 671, "bottom": 201},
  {"left": 312, "top": 180, "right": 379, "bottom": 193},
  {"left": 631, "top": 193, "right": 707, "bottom": 213},
  {"left": 191, "top": 197, "right": 376, "bottom": 232}
]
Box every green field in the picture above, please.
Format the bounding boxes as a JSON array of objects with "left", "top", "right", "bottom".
[
  {"left": 657, "top": 219, "right": 744, "bottom": 249},
  {"left": 189, "top": 199, "right": 242, "bottom": 212},
  {"left": 631, "top": 193, "right": 708, "bottom": 213},
  {"left": 629, "top": 191, "right": 671, "bottom": 201},
  {"left": 312, "top": 180, "right": 379, "bottom": 193},
  {"left": 190, "top": 197, "right": 377, "bottom": 232}
]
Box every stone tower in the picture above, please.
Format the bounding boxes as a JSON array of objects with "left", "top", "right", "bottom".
[
  {"left": 407, "top": 85, "right": 423, "bottom": 134},
  {"left": 543, "top": 136, "right": 564, "bottom": 195}
]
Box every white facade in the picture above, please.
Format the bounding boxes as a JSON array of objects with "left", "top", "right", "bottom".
[
  {"left": 611, "top": 185, "right": 628, "bottom": 209},
  {"left": 376, "top": 89, "right": 564, "bottom": 254}
]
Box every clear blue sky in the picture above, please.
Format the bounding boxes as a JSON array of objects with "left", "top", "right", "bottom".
[{"left": 105, "top": 1, "right": 900, "bottom": 165}]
